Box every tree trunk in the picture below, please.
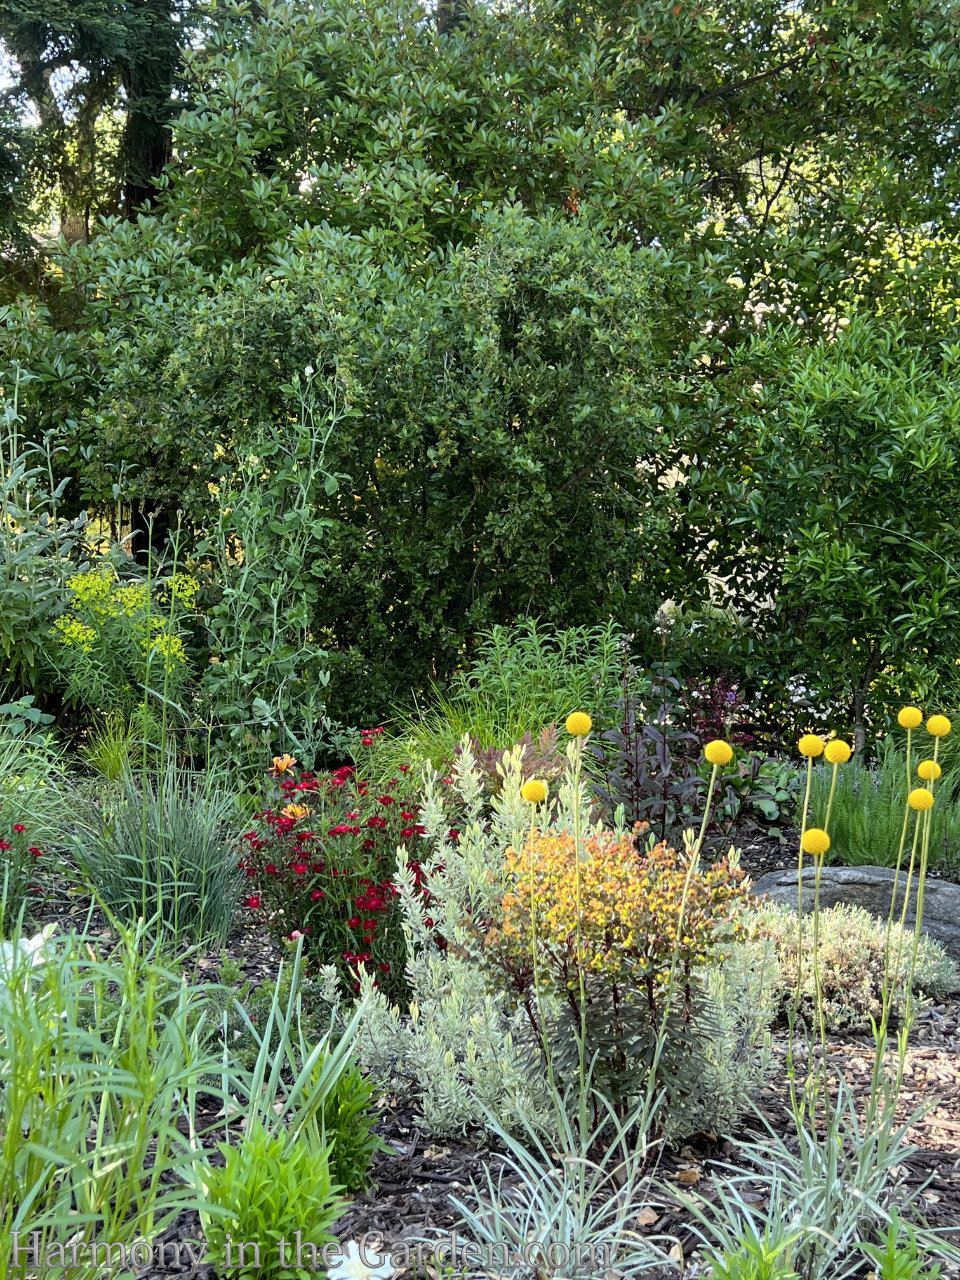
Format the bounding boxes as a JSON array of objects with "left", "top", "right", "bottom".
[{"left": 120, "top": 0, "right": 179, "bottom": 215}]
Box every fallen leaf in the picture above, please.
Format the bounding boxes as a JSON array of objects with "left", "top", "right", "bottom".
[
  {"left": 676, "top": 1168, "right": 700, "bottom": 1185},
  {"left": 636, "top": 1207, "right": 659, "bottom": 1227}
]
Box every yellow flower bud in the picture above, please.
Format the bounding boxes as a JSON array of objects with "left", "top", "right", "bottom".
[
  {"left": 917, "top": 759, "right": 941, "bottom": 782},
  {"left": 908, "top": 788, "right": 935, "bottom": 811},
  {"left": 565, "top": 711, "right": 593, "bottom": 736},
  {"left": 704, "top": 740, "right": 734, "bottom": 766},
  {"left": 824, "top": 740, "right": 851, "bottom": 764},
  {"left": 926, "top": 714, "right": 952, "bottom": 738},
  {"left": 800, "top": 828, "right": 830, "bottom": 857},
  {"left": 898, "top": 706, "right": 923, "bottom": 730},
  {"left": 798, "top": 734, "right": 825, "bottom": 758},
  {"left": 521, "top": 778, "right": 548, "bottom": 804}
]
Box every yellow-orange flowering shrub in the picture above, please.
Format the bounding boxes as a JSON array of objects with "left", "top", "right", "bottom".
[{"left": 499, "top": 825, "right": 747, "bottom": 997}]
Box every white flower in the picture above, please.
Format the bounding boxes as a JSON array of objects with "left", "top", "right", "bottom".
[
  {"left": 0, "top": 924, "right": 56, "bottom": 1011},
  {"left": 0, "top": 924, "right": 56, "bottom": 977},
  {"left": 326, "top": 1241, "right": 393, "bottom": 1280}
]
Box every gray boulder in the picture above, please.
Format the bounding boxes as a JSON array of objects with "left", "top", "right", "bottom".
[{"left": 751, "top": 864, "right": 960, "bottom": 968}]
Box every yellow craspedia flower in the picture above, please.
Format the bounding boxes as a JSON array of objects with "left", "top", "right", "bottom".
[
  {"left": 565, "top": 711, "right": 593, "bottom": 736},
  {"left": 898, "top": 706, "right": 923, "bottom": 730},
  {"left": 917, "top": 759, "right": 942, "bottom": 782},
  {"left": 800, "top": 828, "right": 831, "bottom": 857},
  {"left": 798, "top": 734, "right": 825, "bottom": 758},
  {"left": 824, "top": 740, "right": 851, "bottom": 764},
  {"left": 521, "top": 778, "right": 548, "bottom": 804},
  {"left": 908, "top": 788, "right": 935, "bottom": 812},
  {"left": 926, "top": 715, "right": 952, "bottom": 738},
  {"left": 704, "top": 740, "right": 734, "bottom": 766}
]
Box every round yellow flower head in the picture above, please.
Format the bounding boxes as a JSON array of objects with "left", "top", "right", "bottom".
[
  {"left": 926, "top": 714, "right": 952, "bottom": 739},
  {"left": 704, "top": 740, "right": 734, "bottom": 766},
  {"left": 801, "top": 828, "right": 830, "bottom": 857},
  {"left": 565, "top": 711, "right": 593, "bottom": 737},
  {"left": 824, "top": 740, "right": 851, "bottom": 765},
  {"left": 521, "top": 778, "right": 548, "bottom": 804},
  {"left": 917, "top": 759, "right": 942, "bottom": 782},
  {"left": 898, "top": 706, "right": 923, "bottom": 730},
  {"left": 798, "top": 734, "right": 825, "bottom": 758},
  {"left": 908, "top": 787, "right": 935, "bottom": 812}
]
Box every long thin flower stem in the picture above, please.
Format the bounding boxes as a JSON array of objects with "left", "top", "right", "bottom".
[{"left": 571, "top": 737, "right": 589, "bottom": 1148}]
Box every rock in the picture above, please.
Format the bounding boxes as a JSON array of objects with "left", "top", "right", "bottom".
[{"left": 750, "top": 864, "right": 960, "bottom": 969}]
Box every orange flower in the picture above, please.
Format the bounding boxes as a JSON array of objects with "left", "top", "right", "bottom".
[{"left": 269, "top": 753, "right": 298, "bottom": 776}]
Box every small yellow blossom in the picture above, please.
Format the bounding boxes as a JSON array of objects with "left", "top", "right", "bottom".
[
  {"left": 282, "top": 803, "right": 313, "bottom": 820},
  {"left": 908, "top": 788, "right": 935, "bottom": 812},
  {"left": 704, "top": 740, "right": 733, "bottom": 766},
  {"left": 824, "top": 740, "right": 851, "bottom": 765},
  {"left": 800, "top": 828, "right": 830, "bottom": 857},
  {"left": 917, "top": 759, "right": 941, "bottom": 782},
  {"left": 565, "top": 711, "right": 593, "bottom": 736},
  {"left": 798, "top": 734, "right": 825, "bottom": 758},
  {"left": 898, "top": 706, "right": 923, "bottom": 730},
  {"left": 520, "top": 779, "right": 548, "bottom": 804},
  {"left": 926, "top": 715, "right": 952, "bottom": 739}
]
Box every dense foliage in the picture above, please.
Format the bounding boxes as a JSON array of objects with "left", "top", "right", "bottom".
[{"left": 2, "top": 0, "right": 960, "bottom": 737}]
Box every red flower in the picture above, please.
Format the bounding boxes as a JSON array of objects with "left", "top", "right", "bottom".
[
  {"left": 246, "top": 896, "right": 261, "bottom": 909},
  {"left": 362, "top": 919, "right": 378, "bottom": 933},
  {"left": 377, "top": 795, "right": 395, "bottom": 806},
  {"left": 12, "top": 824, "right": 25, "bottom": 833},
  {"left": 367, "top": 815, "right": 387, "bottom": 829},
  {"left": 0, "top": 841, "right": 9, "bottom": 851},
  {"left": 398, "top": 764, "right": 410, "bottom": 772},
  {"left": 361, "top": 737, "right": 374, "bottom": 746},
  {"left": 348, "top": 916, "right": 360, "bottom": 928},
  {"left": 311, "top": 889, "right": 325, "bottom": 900},
  {"left": 242, "top": 831, "right": 258, "bottom": 840},
  {"left": 401, "top": 827, "right": 415, "bottom": 839},
  {"left": 29, "top": 847, "right": 41, "bottom": 857},
  {"left": 265, "top": 863, "right": 277, "bottom": 874},
  {"left": 449, "top": 829, "right": 461, "bottom": 841},
  {"left": 245, "top": 867, "right": 258, "bottom": 876},
  {"left": 293, "top": 863, "right": 307, "bottom": 875},
  {"left": 425, "top": 917, "right": 434, "bottom": 928},
  {"left": 379, "top": 961, "right": 391, "bottom": 973}
]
